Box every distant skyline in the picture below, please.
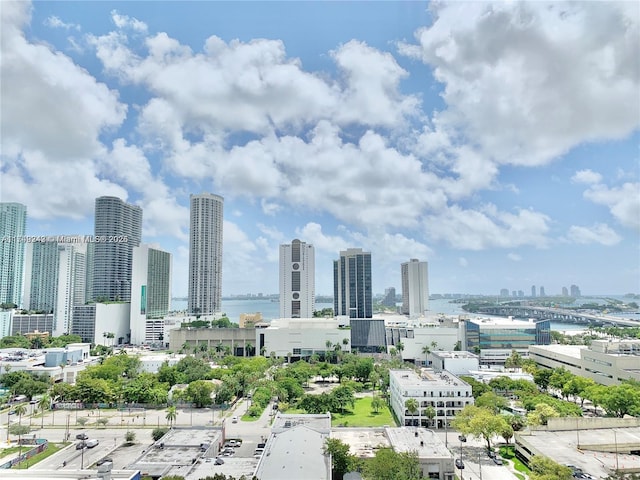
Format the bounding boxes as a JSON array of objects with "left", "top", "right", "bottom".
[{"left": 1, "top": 2, "right": 638, "bottom": 297}]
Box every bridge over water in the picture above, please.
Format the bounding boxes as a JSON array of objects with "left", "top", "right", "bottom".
[{"left": 473, "top": 305, "right": 640, "bottom": 328}]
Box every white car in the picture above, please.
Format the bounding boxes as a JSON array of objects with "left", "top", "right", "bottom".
[{"left": 231, "top": 416, "right": 238, "bottom": 423}]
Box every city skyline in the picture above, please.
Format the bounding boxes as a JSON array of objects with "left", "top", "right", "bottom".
[{"left": 1, "top": 2, "right": 638, "bottom": 297}]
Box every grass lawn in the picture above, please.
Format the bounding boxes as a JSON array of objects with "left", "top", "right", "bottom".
[
  {"left": 499, "top": 445, "right": 530, "bottom": 478},
  {"left": 12, "top": 442, "right": 65, "bottom": 469},
  {"left": 331, "top": 397, "right": 396, "bottom": 427}
]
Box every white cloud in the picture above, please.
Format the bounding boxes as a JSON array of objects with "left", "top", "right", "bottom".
[
  {"left": 297, "top": 223, "right": 348, "bottom": 253},
  {"left": 583, "top": 182, "right": 640, "bottom": 230},
  {"left": 572, "top": 169, "right": 603, "bottom": 185},
  {"left": 508, "top": 253, "right": 522, "bottom": 262},
  {"left": 44, "top": 15, "right": 79, "bottom": 30},
  {"left": 425, "top": 204, "right": 551, "bottom": 250},
  {"left": 400, "top": 2, "right": 640, "bottom": 166},
  {"left": 1, "top": 1, "right": 128, "bottom": 219},
  {"left": 567, "top": 224, "right": 622, "bottom": 246},
  {"left": 111, "top": 10, "right": 148, "bottom": 33}
]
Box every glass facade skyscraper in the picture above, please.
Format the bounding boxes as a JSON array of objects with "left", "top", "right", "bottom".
[
  {"left": 92, "top": 196, "right": 142, "bottom": 302},
  {"left": 188, "top": 193, "right": 224, "bottom": 316},
  {"left": 333, "top": 248, "right": 372, "bottom": 319},
  {"left": 0, "top": 202, "right": 27, "bottom": 306}
]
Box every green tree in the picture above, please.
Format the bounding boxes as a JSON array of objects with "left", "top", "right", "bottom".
[
  {"left": 371, "top": 396, "right": 385, "bottom": 414},
  {"left": 475, "top": 392, "right": 508, "bottom": 414},
  {"left": 364, "top": 448, "right": 421, "bottom": 480},
  {"left": 528, "top": 455, "right": 573, "bottom": 480},
  {"left": 504, "top": 350, "right": 523, "bottom": 369},
  {"left": 324, "top": 438, "right": 354, "bottom": 479},
  {"left": 9, "top": 424, "right": 30, "bottom": 456},
  {"left": 13, "top": 403, "right": 27, "bottom": 426},
  {"left": 96, "top": 418, "right": 109, "bottom": 428},
  {"left": 37, "top": 394, "right": 50, "bottom": 429},
  {"left": 186, "top": 380, "right": 214, "bottom": 408},
  {"left": 152, "top": 427, "right": 169, "bottom": 441},
  {"left": 424, "top": 405, "right": 436, "bottom": 427},
  {"left": 404, "top": 398, "right": 419, "bottom": 426},
  {"left": 165, "top": 406, "right": 177, "bottom": 426},
  {"left": 600, "top": 383, "right": 640, "bottom": 418},
  {"left": 452, "top": 405, "right": 509, "bottom": 450},
  {"left": 77, "top": 417, "right": 89, "bottom": 427},
  {"left": 527, "top": 403, "right": 559, "bottom": 429},
  {"left": 125, "top": 430, "right": 136, "bottom": 444},
  {"left": 332, "top": 385, "right": 355, "bottom": 414}
]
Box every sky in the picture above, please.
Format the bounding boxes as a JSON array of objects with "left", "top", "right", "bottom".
[{"left": 1, "top": 1, "right": 639, "bottom": 298}]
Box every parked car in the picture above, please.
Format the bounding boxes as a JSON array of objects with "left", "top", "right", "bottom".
[
  {"left": 76, "top": 433, "right": 89, "bottom": 440},
  {"left": 85, "top": 439, "right": 99, "bottom": 448},
  {"left": 76, "top": 441, "right": 86, "bottom": 450},
  {"left": 231, "top": 416, "right": 238, "bottom": 423},
  {"left": 455, "top": 458, "right": 465, "bottom": 470},
  {"left": 493, "top": 457, "right": 504, "bottom": 465},
  {"left": 96, "top": 458, "right": 112, "bottom": 466},
  {"left": 214, "top": 458, "right": 225, "bottom": 465},
  {"left": 487, "top": 450, "right": 496, "bottom": 458}
]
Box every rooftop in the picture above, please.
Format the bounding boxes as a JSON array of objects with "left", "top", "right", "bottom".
[
  {"left": 431, "top": 351, "right": 478, "bottom": 359},
  {"left": 390, "top": 369, "right": 470, "bottom": 389},
  {"left": 386, "top": 427, "right": 452, "bottom": 459},
  {"left": 529, "top": 344, "right": 589, "bottom": 359}
]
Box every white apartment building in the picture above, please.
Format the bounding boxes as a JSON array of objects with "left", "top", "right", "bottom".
[
  {"left": 529, "top": 339, "right": 640, "bottom": 386},
  {"left": 386, "top": 318, "right": 463, "bottom": 365},
  {"left": 188, "top": 193, "right": 223, "bottom": 316},
  {"left": 256, "top": 318, "right": 351, "bottom": 359},
  {"left": 279, "top": 239, "right": 315, "bottom": 319},
  {"left": 130, "top": 244, "right": 172, "bottom": 345},
  {"left": 430, "top": 351, "right": 479, "bottom": 376},
  {"left": 389, "top": 369, "right": 474, "bottom": 428},
  {"left": 72, "top": 302, "right": 130, "bottom": 346},
  {"left": 401, "top": 259, "right": 429, "bottom": 317}
]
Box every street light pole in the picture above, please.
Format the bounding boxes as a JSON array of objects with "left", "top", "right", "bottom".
[
  {"left": 444, "top": 409, "right": 448, "bottom": 447},
  {"left": 614, "top": 429, "right": 619, "bottom": 472}
]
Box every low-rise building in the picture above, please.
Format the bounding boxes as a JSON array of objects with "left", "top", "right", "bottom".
[
  {"left": 254, "top": 412, "right": 331, "bottom": 480},
  {"left": 169, "top": 326, "right": 255, "bottom": 356},
  {"left": 463, "top": 317, "right": 551, "bottom": 365},
  {"left": 72, "top": 302, "right": 130, "bottom": 345},
  {"left": 529, "top": 339, "right": 640, "bottom": 386},
  {"left": 389, "top": 369, "right": 474, "bottom": 429},
  {"left": 430, "top": 351, "right": 479, "bottom": 376},
  {"left": 256, "top": 318, "right": 351, "bottom": 359},
  {"left": 386, "top": 427, "right": 455, "bottom": 480}
]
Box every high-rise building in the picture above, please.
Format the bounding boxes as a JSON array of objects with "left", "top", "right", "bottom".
[
  {"left": 54, "top": 244, "right": 77, "bottom": 336},
  {"left": 92, "top": 196, "right": 142, "bottom": 302},
  {"left": 279, "top": 239, "right": 315, "bottom": 318},
  {"left": 23, "top": 241, "right": 59, "bottom": 313},
  {"left": 333, "top": 248, "right": 372, "bottom": 319},
  {"left": 381, "top": 287, "right": 397, "bottom": 307},
  {"left": 401, "top": 259, "right": 429, "bottom": 317},
  {"left": 539, "top": 286, "right": 545, "bottom": 297},
  {"left": 130, "top": 244, "right": 172, "bottom": 345},
  {"left": 562, "top": 286, "right": 569, "bottom": 296},
  {"left": 570, "top": 284, "right": 581, "bottom": 297},
  {"left": 0, "top": 202, "right": 27, "bottom": 306},
  {"left": 531, "top": 285, "right": 536, "bottom": 297},
  {"left": 500, "top": 288, "right": 509, "bottom": 297},
  {"left": 188, "top": 193, "right": 224, "bottom": 316}
]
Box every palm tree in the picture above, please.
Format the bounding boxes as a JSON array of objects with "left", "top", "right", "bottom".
[
  {"left": 424, "top": 405, "right": 436, "bottom": 428},
  {"left": 245, "top": 342, "right": 254, "bottom": 357},
  {"left": 422, "top": 345, "right": 431, "bottom": 366},
  {"left": 180, "top": 342, "right": 189, "bottom": 354},
  {"left": 14, "top": 403, "right": 27, "bottom": 427},
  {"left": 405, "top": 398, "right": 419, "bottom": 426},
  {"left": 165, "top": 406, "right": 177, "bottom": 427},
  {"left": 37, "top": 395, "right": 50, "bottom": 430}
]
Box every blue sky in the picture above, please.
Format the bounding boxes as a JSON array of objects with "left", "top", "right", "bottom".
[{"left": 1, "top": 1, "right": 639, "bottom": 297}]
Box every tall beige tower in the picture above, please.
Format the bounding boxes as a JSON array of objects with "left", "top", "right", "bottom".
[
  {"left": 401, "top": 259, "right": 429, "bottom": 318},
  {"left": 279, "top": 239, "right": 315, "bottom": 318}
]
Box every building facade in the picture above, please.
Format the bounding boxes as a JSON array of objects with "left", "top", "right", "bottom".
[
  {"left": 72, "top": 302, "right": 130, "bottom": 345},
  {"left": 11, "top": 313, "right": 54, "bottom": 335},
  {"left": 529, "top": 340, "right": 640, "bottom": 386},
  {"left": 0, "top": 203, "right": 27, "bottom": 307},
  {"left": 188, "top": 193, "right": 224, "bottom": 316},
  {"left": 23, "top": 241, "right": 59, "bottom": 313},
  {"left": 333, "top": 248, "right": 372, "bottom": 319},
  {"left": 389, "top": 369, "right": 474, "bottom": 429},
  {"left": 401, "top": 259, "right": 429, "bottom": 317},
  {"left": 92, "top": 196, "right": 142, "bottom": 302},
  {"left": 130, "top": 244, "right": 172, "bottom": 345},
  {"left": 463, "top": 317, "right": 551, "bottom": 365},
  {"left": 279, "top": 239, "right": 315, "bottom": 318}
]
